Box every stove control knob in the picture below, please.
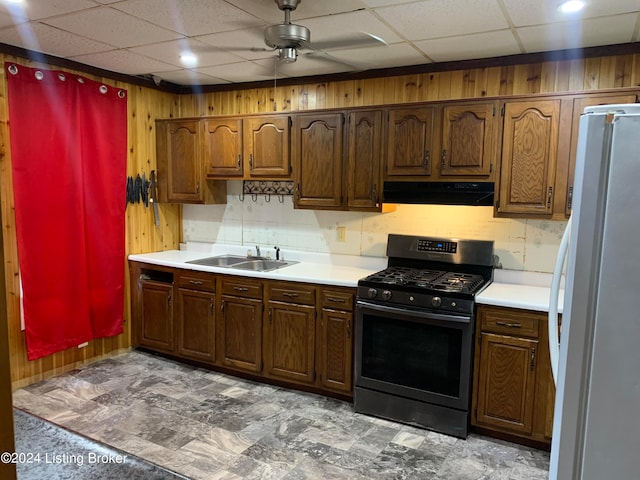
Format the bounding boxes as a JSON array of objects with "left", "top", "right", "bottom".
[
  {"left": 431, "top": 296, "right": 442, "bottom": 307},
  {"left": 382, "top": 290, "right": 392, "bottom": 301},
  {"left": 367, "top": 288, "right": 378, "bottom": 299}
]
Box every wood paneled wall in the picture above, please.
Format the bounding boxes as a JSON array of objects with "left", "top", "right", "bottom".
[
  {"left": 179, "top": 54, "right": 640, "bottom": 116},
  {"left": 0, "top": 55, "right": 182, "bottom": 388},
  {"left": 1, "top": 51, "right": 639, "bottom": 389}
]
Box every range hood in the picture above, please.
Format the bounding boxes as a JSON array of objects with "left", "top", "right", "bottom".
[{"left": 383, "top": 181, "right": 495, "bottom": 206}]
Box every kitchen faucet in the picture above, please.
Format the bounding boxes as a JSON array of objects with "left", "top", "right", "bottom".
[{"left": 255, "top": 245, "right": 261, "bottom": 257}]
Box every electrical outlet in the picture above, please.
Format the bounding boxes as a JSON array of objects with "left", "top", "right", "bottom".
[{"left": 336, "top": 226, "right": 346, "bottom": 242}]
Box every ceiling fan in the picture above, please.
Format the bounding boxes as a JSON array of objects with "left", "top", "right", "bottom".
[{"left": 257, "top": 0, "right": 387, "bottom": 65}]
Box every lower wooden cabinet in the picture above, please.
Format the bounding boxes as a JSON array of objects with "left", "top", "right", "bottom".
[
  {"left": 472, "top": 305, "right": 556, "bottom": 445},
  {"left": 130, "top": 261, "right": 356, "bottom": 399}
]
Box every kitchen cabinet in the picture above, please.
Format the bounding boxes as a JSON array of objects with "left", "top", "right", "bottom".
[
  {"left": 204, "top": 115, "right": 291, "bottom": 179},
  {"left": 385, "top": 106, "right": 436, "bottom": 177},
  {"left": 131, "top": 265, "right": 174, "bottom": 354},
  {"left": 155, "top": 119, "right": 226, "bottom": 204},
  {"left": 440, "top": 101, "right": 498, "bottom": 178},
  {"left": 292, "top": 112, "right": 345, "bottom": 210},
  {"left": 472, "top": 305, "right": 555, "bottom": 445},
  {"left": 176, "top": 271, "right": 216, "bottom": 364},
  {"left": 317, "top": 288, "right": 354, "bottom": 394},
  {"left": 564, "top": 93, "right": 637, "bottom": 216},
  {"left": 346, "top": 109, "right": 384, "bottom": 211},
  {"left": 217, "top": 276, "right": 264, "bottom": 373},
  {"left": 496, "top": 99, "right": 561, "bottom": 215},
  {"left": 264, "top": 282, "right": 317, "bottom": 385}
]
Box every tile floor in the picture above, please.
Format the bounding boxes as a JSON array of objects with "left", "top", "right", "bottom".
[{"left": 12, "top": 351, "right": 550, "bottom": 480}]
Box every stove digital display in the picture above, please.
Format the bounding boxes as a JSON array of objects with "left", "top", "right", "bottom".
[{"left": 417, "top": 239, "right": 457, "bottom": 254}]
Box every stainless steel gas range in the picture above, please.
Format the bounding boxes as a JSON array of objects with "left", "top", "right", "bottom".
[{"left": 354, "top": 234, "right": 495, "bottom": 438}]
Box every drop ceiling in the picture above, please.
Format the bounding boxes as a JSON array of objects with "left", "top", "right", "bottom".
[{"left": 0, "top": 0, "right": 638, "bottom": 87}]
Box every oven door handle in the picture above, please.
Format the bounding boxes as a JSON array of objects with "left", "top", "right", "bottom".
[{"left": 357, "top": 301, "right": 471, "bottom": 324}]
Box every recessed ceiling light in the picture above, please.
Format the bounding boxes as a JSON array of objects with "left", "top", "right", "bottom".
[
  {"left": 180, "top": 52, "right": 198, "bottom": 67},
  {"left": 559, "top": 0, "right": 585, "bottom": 13}
]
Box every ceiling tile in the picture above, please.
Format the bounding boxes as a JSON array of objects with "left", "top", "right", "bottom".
[
  {"left": 327, "top": 43, "right": 429, "bottom": 69},
  {"left": 150, "top": 68, "right": 229, "bottom": 85},
  {"left": 43, "top": 6, "right": 182, "bottom": 48},
  {"left": 503, "top": 0, "right": 640, "bottom": 27},
  {"left": 231, "top": 0, "right": 369, "bottom": 22},
  {"left": 374, "top": 0, "right": 509, "bottom": 41},
  {"left": 414, "top": 29, "right": 521, "bottom": 62},
  {"left": 130, "top": 38, "right": 244, "bottom": 69},
  {"left": 0, "top": 22, "right": 114, "bottom": 56},
  {"left": 196, "top": 27, "right": 275, "bottom": 61},
  {"left": 299, "top": 10, "right": 403, "bottom": 47},
  {"left": 196, "top": 60, "right": 280, "bottom": 83},
  {"left": 0, "top": 0, "right": 96, "bottom": 21},
  {"left": 517, "top": 14, "right": 639, "bottom": 53},
  {"left": 113, "top": 0, "right": 264, "bottom": 36},
  {"left": 70, "top": 48, "right": 177, "bottom": 74}
]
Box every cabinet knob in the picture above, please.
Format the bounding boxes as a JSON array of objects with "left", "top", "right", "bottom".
[
  {"left": 441, "top": 149, "right": 447, "bottom": 167},
  {"left": 423, "top": 150, "right": 431, "bottom": 170},
  {"left": 249, "top": 154, "right": 254, "bottom": 169},
  {"left": 237, "top": 154, "right": 242, "bottom": 167}
]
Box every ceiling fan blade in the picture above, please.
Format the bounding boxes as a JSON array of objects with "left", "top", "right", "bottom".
[
  {"left": 302, "top": 51, "right": 364, "bottom": 71},
  {"left": 308, "top": 32, "right": 388, "bottom": 52}
]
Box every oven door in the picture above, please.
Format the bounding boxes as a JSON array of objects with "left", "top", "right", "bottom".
[{"left": 355, "top": 300, "right": 474, "bottom": 411}]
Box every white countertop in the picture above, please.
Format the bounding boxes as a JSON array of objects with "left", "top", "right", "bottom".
[
  {"left": 128, "top": 244, "right": 386, "bottom": 288},
  {"left": 477, "top": 269, "right": 564, "bottom": 313},
  {"left": 129, "top": 243, "right": 564, "bottom": 312}
]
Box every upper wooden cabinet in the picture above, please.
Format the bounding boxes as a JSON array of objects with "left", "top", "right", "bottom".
[
  {"left": 292, "top": 112, "right": 345, "bottom": 210},
  {"left": 204, "top": 115, "right": 292, "bottom": 179},
  {"left": 346, "top": 110, "right": 383, "bottom": 211},
  {"left": 204, "top": 117, "right": 243, "bottom": 177},
  {"left": 440, "top": 102, "right": 498, "bottom": 177},
  {"left": 156, "top": 119, "right": 226, "bottom": 204},
  {"left": 564, "top": 93, "right": 637, "bottom": 216},
  {"left": 385, "top": 106, "right": 436, "bottom": 177},
  {"left": 497, "top": 99, "right": 561, "bottom": 215}
]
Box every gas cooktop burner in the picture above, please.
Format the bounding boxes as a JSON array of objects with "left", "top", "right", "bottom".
[{"left": 362, "top": 267, "right": 486, "bottom": 294}]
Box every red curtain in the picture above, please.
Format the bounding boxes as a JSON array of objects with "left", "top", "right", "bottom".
[{"left": 6, "top": 63, "right": 127, "bottom": 360}]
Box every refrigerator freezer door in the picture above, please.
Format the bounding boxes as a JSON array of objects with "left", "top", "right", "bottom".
[{"left": 550, "top": 112, "right": 640, "bottom": 479}]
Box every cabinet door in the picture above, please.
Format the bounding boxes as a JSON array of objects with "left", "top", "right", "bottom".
[
  {"left": 244, "top": 116, "right": 291, "bottom": 178},
  {"left": 264, "top": 301, "right": 316, "bottom": 384},
  {"left": 347, "top": 110, "right": 383, "bottom": 210},
  {"left": 318, "top": 308, "right": 353, "bottom": 393},
  {"left": 440, "top": 102, "right": 497, "bottom": 177},
  {"left": 157, "top": 120, "right": 204, "bottom": 203},
  {"left": 293, "top": 113, "right": 345, "bottom": 210},
  {"left": 498, "top": 100, "right": 560, "bottom": 215},
  {"left": 565, "top": 93, "right": 637, "bottom": 216},
  {"left": 385, "top": 107, "right": 435, "bottom": 176},
  {"left": 204, "top": 118, "right": 243, "bottom": 177},
  {"left": 177, "top": 288, "right": 215, "bottom": 363},
  {"left": 475, "top": 332, "right": 538, "bottom": 435},
  {"left": 218, "top": 295, "right": 263, "bottom": 372},
  {"left": 138, "top": 280, "right": 174, "bottom": 353}
]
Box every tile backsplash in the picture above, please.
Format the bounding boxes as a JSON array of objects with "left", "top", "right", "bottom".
[{"left": 183, "top": 182, "right": 567, "bottom": 273}]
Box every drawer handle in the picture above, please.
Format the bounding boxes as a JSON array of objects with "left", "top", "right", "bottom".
[
  {"left": 233, "top": 287, "right": 249, "bottom": 292},
  {"left": 188, "top": 280, "right": 204, "bottom": 285},
  {"left": 496, "top": 321, "right": 522, "bottom": 328},
  {"left": 283, "top": 292, "right": 300, "bottom": 298},
  {"left": 327, "top": 297, "right": 345, "bottom": 303}
]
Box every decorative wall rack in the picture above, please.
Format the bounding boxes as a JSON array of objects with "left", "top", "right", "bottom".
[{"left": 241, "top": 180, "right": 295, "bottom": 202}]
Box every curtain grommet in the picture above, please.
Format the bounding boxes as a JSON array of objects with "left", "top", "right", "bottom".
[
  {"left": 99, "top": 85, "right": 108, "bottom": 94},
  {"left": 8, "top": 64, "right": 18, "bottom": 75},
  {"left": 58, "top": 73, "right": 66, "bottom": 81},
  {"left": 34, "top": 71, "right": 44, "bottom": 80},
  {"left": 117, "top": 90, "right": 125, "bottom": 98},
  {"left": 77, "top": 77, "right": 84, "bottom": 84}
]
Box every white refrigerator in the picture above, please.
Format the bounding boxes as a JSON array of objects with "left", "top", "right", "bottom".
[{"left": 549, "top": 104, "right": 640, "bottom": 479}]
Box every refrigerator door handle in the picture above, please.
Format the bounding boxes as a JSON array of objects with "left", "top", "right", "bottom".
[{"left": 548, "top": 215, "right": 572, "bottom": 385}]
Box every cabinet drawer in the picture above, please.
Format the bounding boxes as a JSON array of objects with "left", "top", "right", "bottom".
[
  {"left": 219, "top": 277, "right": 263, "bottom": 298},
  {"left": 479, "top": 307, "right": 540, "bottom": 338},
  {"left": 267, "top": 282, "right": 316, "bottom": 305},
  {"left": 321, "top": 289, "right": 354, "bottom": 311},
  {"left": 177, "top": 271, "right": 215, "bottom": 292}
]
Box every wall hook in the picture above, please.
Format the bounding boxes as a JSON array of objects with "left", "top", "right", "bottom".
[
  {"left": 239, "top": 192, "right": 245, "bottom": 202},
  {"left": 265, "top": 194, "right": 271, "bottom": 203},
  {"left": 251, "top": 193, "right": 258, "bottom": 202},
  {"left": 278, "top": 194, "right": 285, "bottom": 203}
]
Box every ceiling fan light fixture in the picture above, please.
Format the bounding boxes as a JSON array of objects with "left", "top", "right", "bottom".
[
  {"left": 264, "top": 23, "right": 310, "bottom": 49},
  {"left": 278, "top": 47, "right": 297, "bottom": 63}
]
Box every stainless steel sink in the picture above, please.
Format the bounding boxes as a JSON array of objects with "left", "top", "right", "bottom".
[
  {"left": 186, "top": 254, "right": 247, "bottom": 267},
  {"left": 186, "top": 254, "right": 296, "bottom": 272},
  {"left": 231, "top": 259, "right": 297, "bottom": 272}
]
